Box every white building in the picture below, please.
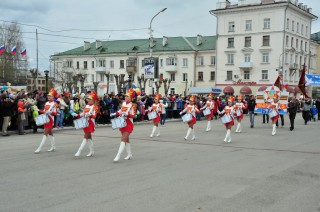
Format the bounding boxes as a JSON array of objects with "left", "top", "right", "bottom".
[
  {"left": 211, "top": 0, "right": 317, "bottom": 95},
  {"left": 50, "top": 36, "right": 217, "bottom": 96}
]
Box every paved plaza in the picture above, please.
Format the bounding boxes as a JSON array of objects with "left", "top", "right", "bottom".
[{"left": 1, "top": 114, "right": 320, "bottom": 212}]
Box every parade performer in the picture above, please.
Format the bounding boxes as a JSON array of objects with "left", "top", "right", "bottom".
[
  {"left": 148, "top": 94, "right": 162, "bottom": 137},
  {"left": 269, "top": 97, "right": 280, "bottom": 136},
  {"left": 34, "top": 88, "right": 57, "bottom": 153},
  {"left": 234, "top": 95, "right": 247, "bottom": 133},
  {"left": 111, "top": 88, "right": 136, "bottom": 162},
  {"left": 200, "top": 93, "right": 215, "bottom": 132},
  {"left": 74, "top": 91, "right": 98, "bottom": 157},
  {"left": 219, "top": 96, "right": 236, "bottom": 143},
  {"left": 180, "top": 95, "right": 200, "bottom": 140}
]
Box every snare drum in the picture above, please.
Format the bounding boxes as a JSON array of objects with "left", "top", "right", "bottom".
[
  {"left": 268, "top": 109, "right": 278, "bottom": 118},
  {"left": 148, "top": 111, "right": 157, "bottom": 120},
  {"left": 35, "top": 114, "right": 50, "bottom": 126},
  {"left": 236, "top": 110, "right": 242, "bottom": 117},
  {"left": 73, "top": 117, "right": 89, "bottom": 130},
  {"left": 221, "top": 114, "right": 232, "bottom": 124},
  {"left": 182, "top": 113, "right": 192, "bottom": 123},
  {"left": 111, "top": 116, "right": 127, "bottom": 129},
  {"left": 203, "top": 108, "right": 211, "bottom": 116}
]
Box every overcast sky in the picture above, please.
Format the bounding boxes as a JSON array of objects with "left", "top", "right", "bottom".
[{"left": 1, "top": 0, "right": 319, "bottom": 73}]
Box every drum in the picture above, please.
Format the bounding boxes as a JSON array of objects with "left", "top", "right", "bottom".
[
  {"left": 73, "top": 117, "right": 89, "bottom": 130},
  {"left": 148, "top": 111, "right": 157, "bottom": 120},
  {"left": 203, "top": 108, "right": 211, "bottom": 116},
  {"left": 236, "top": 110, "right": 242, "bottom": 117},
  {"left": 182, "top": 113, "right": 192, "bottom": 123},
  {"left": 221, "top": 114, "right": 232, "bottom": 124},
  {"left": 268, "top": 109, "right": 278, "bottom": 118},
  {"left": 111, "top": 116, "right": 127, "bottom": 130},
  {"left": 35, "top": 114, "right": 50, "bottom": 126}
]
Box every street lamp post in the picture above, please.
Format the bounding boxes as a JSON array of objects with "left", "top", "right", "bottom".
[
  {"left": 30, "top": 69, "right": 38, "bottom": 91},
  {"left": 44, "top": 70, "right": 49, "bottom": 93},
  {"left": 149, "top": 8, "right": 167, "bottom": 57}
]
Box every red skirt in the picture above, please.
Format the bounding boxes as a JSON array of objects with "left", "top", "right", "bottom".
[
  {"left": 224, "top": 118, "right": 234, "bottom": 127},
  {"left": 83, "top": 119, "right": 95, "bottom": 133},
  {"left": 271, "top": 114, "right": 279, "bottom": 121},
  {"left": 187, "top": 116, "right": 196, "bottom": 125},
  {"left": 119, "top": 118, "right": 134, "bottom": 133},
  {"left": 205, "top": 110, "right": 214, "bottom": 119},
  {"left": 236, "top": 114, "right": 244, "bottom": 120},
  {"left": 44, "top": 116, "right": 54, "bottom": 129},
  {"left": 153, "top": 114, "right": 160, "bottom": 123}
]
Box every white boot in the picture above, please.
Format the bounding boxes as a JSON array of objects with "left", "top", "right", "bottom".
[
  {"left": 227, "top": 129, "right": 232, "bottom": 143},
  {"left": 184, "top": 128, "right": 191, "bottom": 140},
  {"left": 156, "top": 127, "right": 160, "bottom": 137},
  {"left": 47, "top": 136, "right": 56, "bottom": 152},
  {"left": 86, "top": 139, "right": 94, "bottom": 157},
  {"left": 75, "top": 139, "right": 87, "bottom": 157},
  {"left": 150, "top": 126, "right": 157, "bottom": 137},
  {"left": 206, "top": 121, "right": 211, "bottom": 132},
  {"left": 191, "top": 129, "right": 196, "bottom": 140},
  {"left": 35, "top": 135, "right": 47, "bottom": 153},
  {"left": 114, "top": 142, "right": 126, "bottom": 162},
  {"left": 124, "top": 143, "right": 132, "bottom": 160},
  {"left": 224, "top": 130, "right": 230, "bottom": 142},
  {"left": 238, "top": 123, "right": 242, "bottom": 133},
  {"left": 235, "top": 123, "right": 240, "bottom": 133},
  {"left": 272, "top": 124, "right": 276, "bottom": 136}
]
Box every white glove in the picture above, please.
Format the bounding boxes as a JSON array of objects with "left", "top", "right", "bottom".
[
  {"left": 179, "top": 112, "right": 182, "bottom": 115},
  {"left": 122, "top": 112, "right": 128, "bottom": 117},
  {"left": 45, "top": 110, "right": 51, "bottom": 114},
  {"left": 110, "top": 113, "right": 116, "bottom": 117},
  {"left": 72, "top": 113, "right": 78, "bottom": 117}
]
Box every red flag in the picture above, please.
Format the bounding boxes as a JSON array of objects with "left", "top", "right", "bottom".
[
  {"left": 274, "top": 76, "right": 282, "bottom": 91},
  {"left": 298, "top": 63, "right": 309, "bottom": 98}
]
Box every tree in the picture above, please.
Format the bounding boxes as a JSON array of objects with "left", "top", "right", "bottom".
[{"left": 163, "top": 78, "right": 171, "bottom": 96}]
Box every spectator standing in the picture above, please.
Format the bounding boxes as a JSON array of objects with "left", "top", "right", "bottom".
[
  {"left": 311, "top": 105, "right": 318, "bottom": 122},
  {"left": 316, "top": 97, "right": 320, "bottom": 120},
  {"left": 287, "top": 96, "right": 299, "bottom": 131},
  {"left": 56, "top": 94, "right": 68, "bottom": 128},
  {"left": 1, "top": 95, "right": 14, "bottom": 136},
  {"left": 17, "top": 100, "right": 27, "bottom": 135},
  {"left": 247, "top": 95, "right": 256, "bottom": 128},
  {"left": 301, "top": 97, "right": 311, "bottom": 125},
  {"left": 159, "top": 99, "right": 168, "bottom": 125}
]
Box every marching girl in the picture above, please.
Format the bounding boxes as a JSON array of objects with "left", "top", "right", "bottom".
[
  {"left": 180, "top": 95, "right": 200, "bottom": 140},
  {"left": 200, "top": 93, "right": 215, "bottom": 132},
  {"left": 268, "top": 96, "right": 281, "bottom": 136},
  {"left": 234, "top": 95, "right": 247, "bottom": 133},
  {"left": 218, "top": 96, "right": 236, "bottom": 143},
  {"left": 74, "top": 91, "right": 98, "bottom": 157},
  {"left": 34, "top": 88, "right": 57, "bottom": 153},
  {"left": 111, "top": 88, "right": 136, "bottom": 162},
  {"left": 148, "top": 94, "right": 162, "bottom": 137}
]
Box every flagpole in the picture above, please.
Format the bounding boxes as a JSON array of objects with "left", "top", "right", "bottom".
[{"left": 36, "top": 28, "right": 38, "bottom": 91}]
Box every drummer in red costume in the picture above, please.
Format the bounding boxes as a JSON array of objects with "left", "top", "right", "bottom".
[
  {"left": 180, "top": 95, "right": 200, "bottom": 140},
  {"left": 200, "top": 93, "right": 215, "bottom": 132},
  {"left": 269, "top": 96, "right": 281, "bottom": 136},
  {"left": 219, "top": 96, "right": 236, "bottom": 143},
  {"left": 148, "top": 94, "right": 162, "bottom": 138},
  {"left": 111, "top": 88, "right": 136, "bottom": 162},
  {"left": 34, "top": 88, "right": 57, "bottom": 153},
  {"left": 74, "top": 91, "right": 98, "bottom": 157},
  {"left": 234, "top": 95, "right": 247, "bottom": 133}
]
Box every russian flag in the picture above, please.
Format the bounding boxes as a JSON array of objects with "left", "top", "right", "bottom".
[
  {"left": 21, "top": 49, "right": 27, "bottom": 57},
  {"left": 11, "top": 46, "right": 17, "bottom": 56},
  {"left": 0, "top": 45, "right": 5, "bottom": 55}
]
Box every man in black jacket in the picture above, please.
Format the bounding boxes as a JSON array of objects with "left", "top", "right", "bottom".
[
  {"left": 1, "top": 95, "right": 14, "bottom": 136},
  {"left": 288, "top": 96, "right": 299, "bottom": 131},
  {"left": 247, "top": 95, "right": 256, "bottom": 128}
]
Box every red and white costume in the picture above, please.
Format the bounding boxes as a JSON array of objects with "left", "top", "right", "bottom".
[
  {"left": 269, "top": 101, "right": 280, "bottom": 136},
  {"left": 116, "top": 101, "right": 135, "bottom": 133},
  {"left": 149, "top": 94, "right": 162, "bottom": 138},
  {"left": 43, "top": 101, "right": 57, "bottom": 129},
  {"left": 234, "top": 101, "right": 246, "bottom": 133},
  {"left": 219, "top": 97, "right": 236, "bottom": 143},
  {"left": 201, "top": 100, "right": 215, "bottom": 132},
  {"left": 180, "top": 96, "right": 200, "bottom": 141}
]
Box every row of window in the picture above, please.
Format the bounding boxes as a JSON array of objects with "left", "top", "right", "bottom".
[
  {"left": 226, "top": 52, "right": 270, "bottom": 64},
  {"left": 285, "top": 35, "right": 308, "bottom": 52},
  {"left": 228, "top": 18, "right": 271, "bottom": 32},
  {"left": 286, "top": 18, "right": 308, "bottom": 37},
  {"left": 226, "top": 70, "right": 268, "bottom": 81},
  {"left": 228, "top": 35, "right": 270, "bottom": 48}
]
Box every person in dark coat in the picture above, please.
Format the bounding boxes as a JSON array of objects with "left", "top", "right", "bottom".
[{"left": 287, "top": 96, "right": 299, "bottom": 131}]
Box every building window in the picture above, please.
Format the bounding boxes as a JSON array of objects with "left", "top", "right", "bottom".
[
  {"left": 160, "top": 59, "right": 163, "bottom": 67},
  {"left": 91, "top": 61, "right": 94, "bottom": 68},
  {"left": 170, "top": 88, "right": 175, "bottom": 95},
  {"left": 197, "top": 56, "right": 204, "bottom": 66},
  {"left": 301, "top": 24, "right": 304, "bottom": 35},
  {"left": 262, "top": 35, "right": 270, "bottom": 46},
  {"left": 66, "top": 61, "right": 72, "bottom": 68},
  {"left": 286, "top": 36, "right": 289, "bottom": 47},
  {"left": 245, "top": 36, "right": 251, "bottom": 47},
  {"left": 262, "top": 70, "right": 268, "bottom": 80},
  {"left": 100, "top": 73, "right": 104, "bottom": 82},
  {"left": 300, "top": 40, "right": 303, "bottom": 51},
  {"left": 264, "top": 18, "right": 270, "bottom": 29},
  {"left": 244, "top": 70, "right": 250, "bottom": 80},
  {"left": 76, "top": 61, "right": 79, "bottom": 69},
  {"left": 244, "top": 54, "right": 251, "bottom": 62},
  {"left": 245, "top": 20, "right": 252, "bottom": 31},
  {"left": 226, "top": 71, "right": 233, "bottom": 81},
  {"left": 166, "top": 57, "right": 177, "bottom": 65},
  {"left": 296, "top": 39, "right": 298, "bottom": 49},
  {"left": 120, "top": 60, "right": 124, "bottom": 69},
  {"left": 110, "top": 60, "right": 114, "bottom": 69},
  {"left": 228, "top": 38, "right": 234, "bottom": 48},
  {"left": 285, "top": 53, "right": 288, "bottom": 64},
  {"left": 292, "top": 20, "right": 295, "bottom": 31},
  {"left": 84, "top": 61, "right": 88, "bottom": 69},
  {"left": 297, "top": 23, "right": 299, "bottom": 33},
  {"left": 182, "top": 58, "right": 188, "bottom": 67},
  {"left": 141, "top": 60, "right": 145, "bottom": 68},
  {"left": 228, "top": 21, "right": 235, "bottom": 32},
  {"left": 291, "top": 37, "right": 294, "bottom": 47},
  {"left": 170, "top": 73, "right": 175, "bottom": 81},
  {"left": 198, "top": 72, "right": 203, "bottom": 81},
  {"left": 227, "top": 54, "right": 234, "bottom": 64},
  {"left": 183, "top": 73, "right": 188, "bottom": 81},
  {"left": 210, "top": 71, "right": 215, "bottom": 81},
  {"left": 110, "top": 74, "right": 115, "bottom": 82},
  {"left": 262, "top": 53, "right": 269, "bottom": 63},
  {"left": 305, "top": 42, "right": 307, "bottom": 51},
  {"left": 210, "top": 56, "right": 216, "bottom": 65},
  {"left": 306, "top": 26, "right": 308, "bottom": 36},
  {"left": 98, "top": 60, "right": 105, "bottom": 67},
  {"left": 91, "top": 74, "right": 94, "bottom": 82},
  {"left": 286, "top": 18, "right": 290, "bottom": 29}
]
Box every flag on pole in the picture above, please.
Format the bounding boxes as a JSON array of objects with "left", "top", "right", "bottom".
[
  {"left": 21, "top": 49, "right": 26, "bottom": 57},
  {"left": 298, "top": 63, "right": 309, "bottom": 98},
  {"left": 274, "top": 76, "right": 282, "bottom": 91},
  {"left": 0, "top": 45, "right": 5, "bottom": 55},
  {"left": 11, "top": 46, "right": 17, "bottom": 55}
]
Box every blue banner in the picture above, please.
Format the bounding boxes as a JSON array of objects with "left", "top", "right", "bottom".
[{"left": 306, "top": 74, "right": 320, "bottom": 86}]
